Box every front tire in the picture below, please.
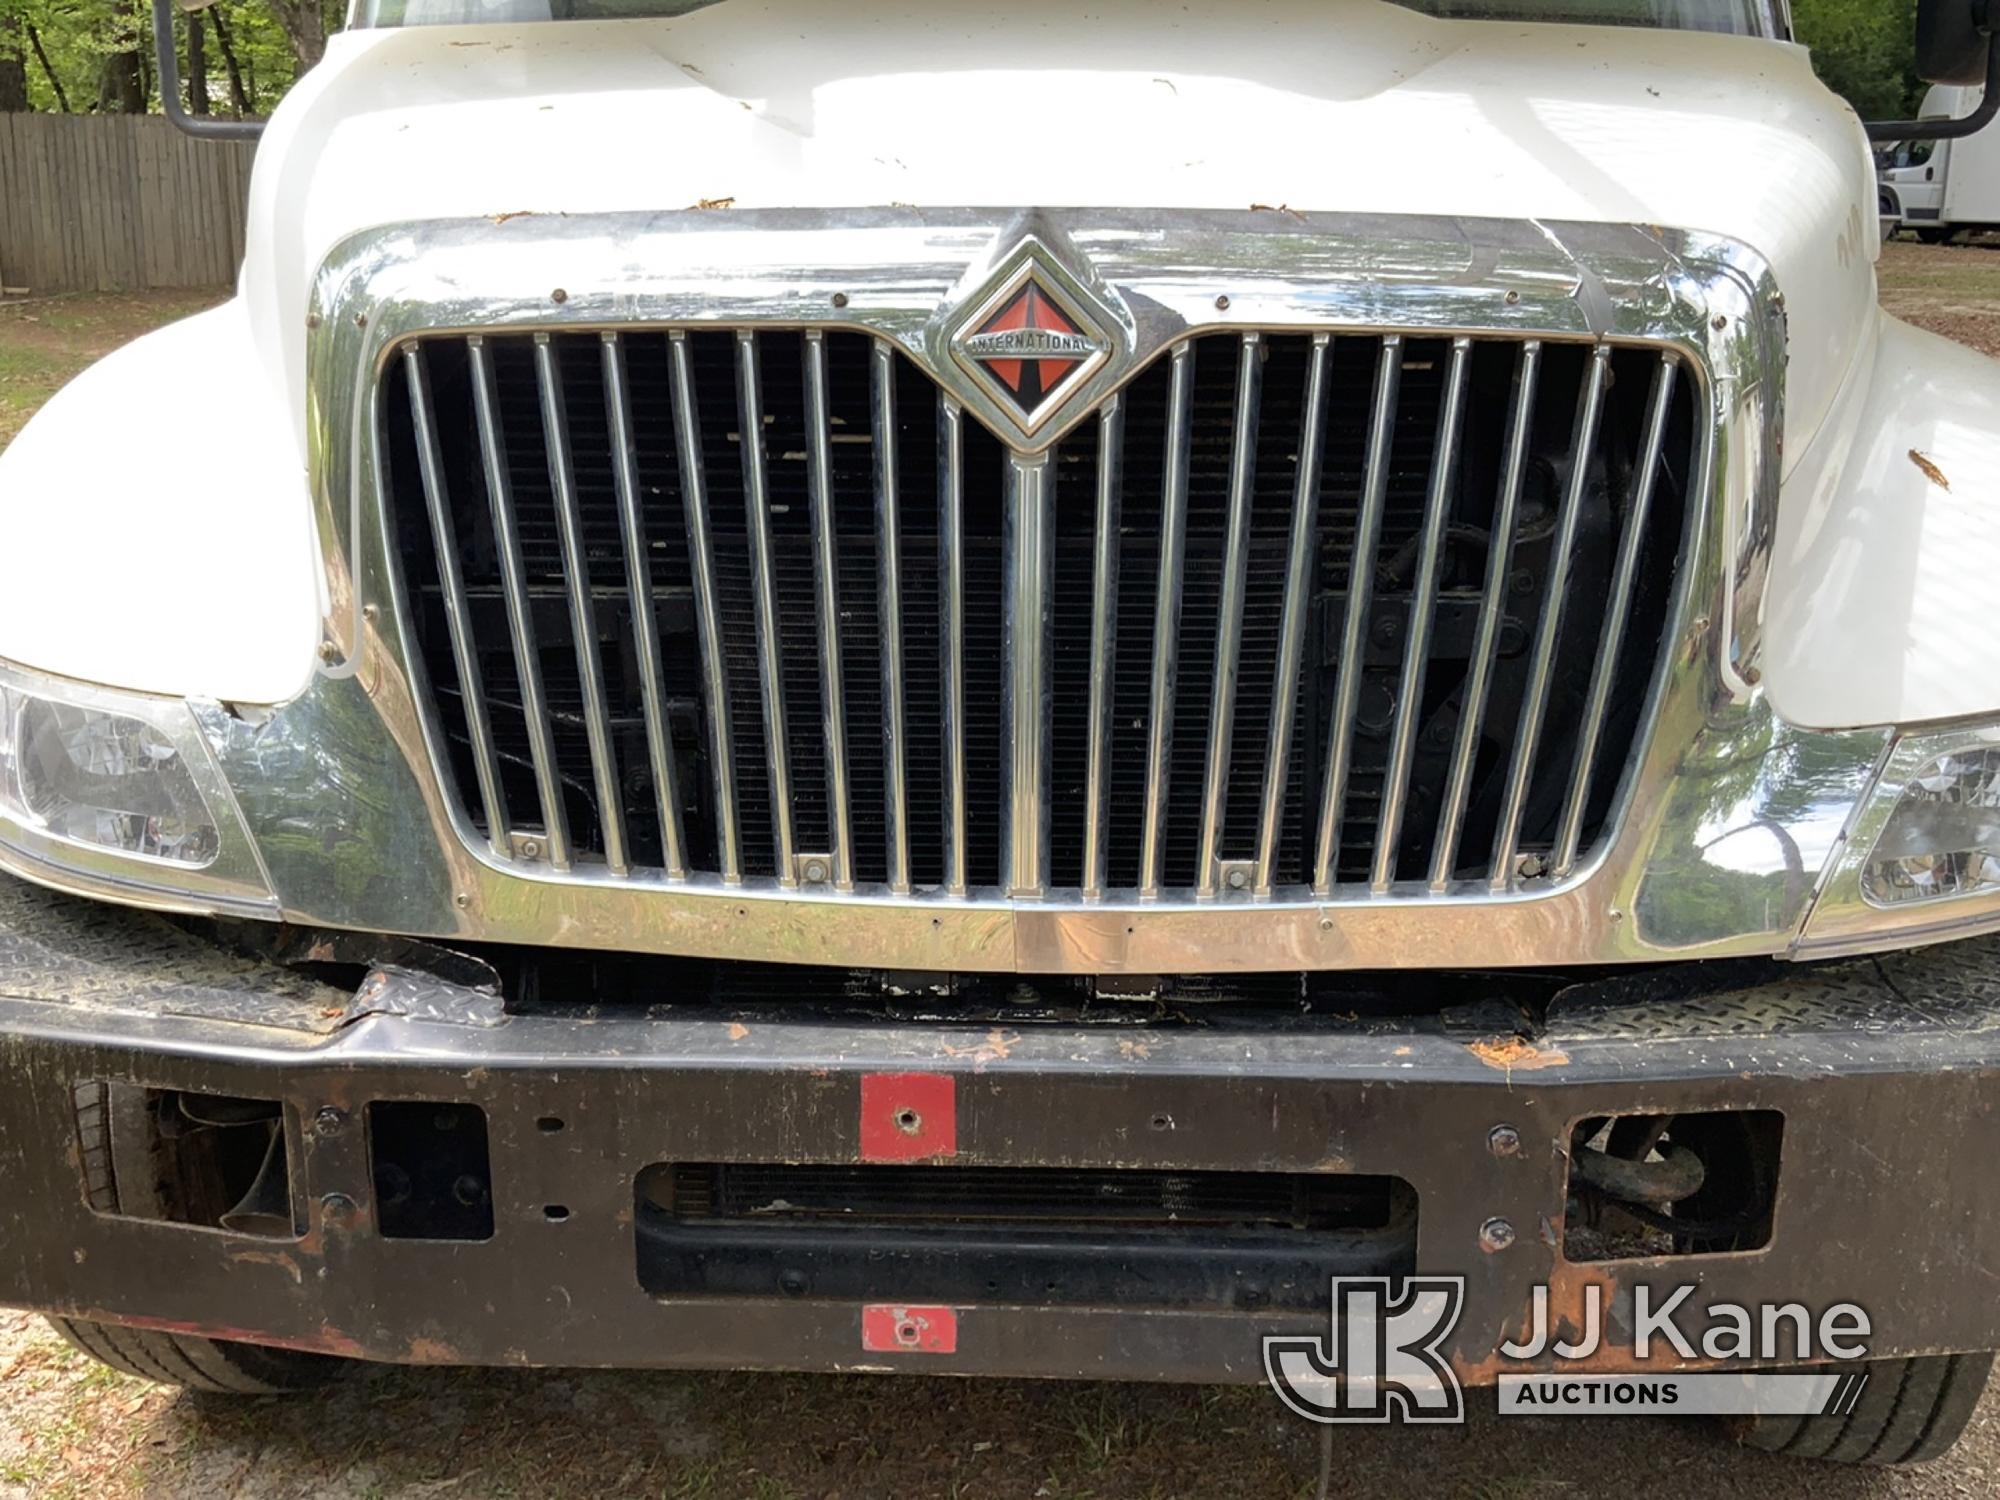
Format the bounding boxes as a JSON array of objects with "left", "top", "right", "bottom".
[
  {"left": 47, "top": 1316, "right": 339, "bottom": 1395},
  {"left": 1731, "top": 1353, "right": 1992, "bottom": 1465}
]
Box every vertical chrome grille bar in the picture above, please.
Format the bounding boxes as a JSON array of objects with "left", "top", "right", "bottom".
[
  {"left": 1138, "top": 342, "right": 1195, "bottom": 898},
  {"left": 1430, "top": 341, "right": 1540, "bottom": 891},
  {"left": 1002, "top": 452, "right": 1055, "bottom": 898},
  {"left": 466, "top": 335, "right": 572, "bottom": 870},
  {"left": 668, "top": 331, "right": 741, "bottom": 882},
  {"left": 1370, "top": 336, "right": 1471, "bottom": 894},
  {"left": 1550, "top": 352, "right": 1676, "bottom": 878},
  {"left": 1489, "top": 341, "right": 1613, "bottom": 890},
  {"left": 1253, "top": 334, "right": 1330, "bottom": 897},
  {"left": 872, "top": 339, "right": 911, "bottom": 895},
  {"left": 734, "top": 330, "right": 796, "bottom": 883},
  {"left": 1081, "top": 396, "right": 1124, "bottom": 900},
  {"left": 600, "top": 333, "right": 686, "bottom": 877},
  {"left": 1312, "top": 335, "right": 1403, "bottom": 895},
  {"left": 802, "top": 331, "right": 854, "bottom": 890},
  {"left": 1197, "top": 333, "right": 1264, "bottom": 896},
  {"left": 403, "top": 344, "right": 510, "bottom": 860},
  {"left": 534, "top": 335, "right": 630, "bottom": 877},
  {"left": 938, "top": 398, "right": 969, "bottom": 897}
]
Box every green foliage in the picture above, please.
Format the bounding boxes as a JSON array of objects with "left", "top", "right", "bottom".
[
  {"left": 0, "top": 0, "right": 332, "bottom": 115},
  {"left": 1792, "top": 0, "right": 1925, "bottom": 120},
  {"left": 3, "top": 0, "right": 134, "bottom": 113}
]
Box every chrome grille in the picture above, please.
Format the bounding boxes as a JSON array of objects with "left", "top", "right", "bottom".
[{"left": 382, "top": 327, "right": 1695, "bottom": 898}]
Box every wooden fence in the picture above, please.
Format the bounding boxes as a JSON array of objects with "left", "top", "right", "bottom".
[{"left": 0, "top": 113, "right": 256, "bottom": 295}]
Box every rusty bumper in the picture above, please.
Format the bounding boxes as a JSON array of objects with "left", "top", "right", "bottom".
[{"left": 2, "top": 878, "right": 2000, "bottom": 1383}]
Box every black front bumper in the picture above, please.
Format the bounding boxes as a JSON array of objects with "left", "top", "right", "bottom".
[{"left": 3, "top": 877, "right": 1999, "bottom": 1384}]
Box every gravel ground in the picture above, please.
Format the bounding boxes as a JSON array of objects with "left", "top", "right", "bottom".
[
  {"left": 3, "top": 242, "right": 2000, "bottom": 1498},
  {"left": 1876, "top": 234, "right": 2000, "bottom": 355}
]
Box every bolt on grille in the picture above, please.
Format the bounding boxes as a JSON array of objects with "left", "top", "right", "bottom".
[{"left": 381, "top": 326, "right": 1695, "bottom": 898}]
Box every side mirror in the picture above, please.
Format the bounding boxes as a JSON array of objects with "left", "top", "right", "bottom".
[
  {"left": 1867, "top": 0, "right": 1998, "bottom": 142},
  {"left": 1918, "top": 0, "right": 1994, "bottom": 86}
]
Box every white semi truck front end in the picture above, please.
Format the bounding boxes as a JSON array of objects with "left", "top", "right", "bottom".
[{"left": 2, "top": 0, "right": 1999, "bottom": 1464}]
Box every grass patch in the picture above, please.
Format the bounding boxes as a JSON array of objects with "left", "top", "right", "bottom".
[{"left": 0, "top": 289, "right": 228, "bottom": 448}]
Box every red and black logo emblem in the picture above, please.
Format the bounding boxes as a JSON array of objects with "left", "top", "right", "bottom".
[{"left": 957, "top": 276, "right": 1108, "bottom": 422}]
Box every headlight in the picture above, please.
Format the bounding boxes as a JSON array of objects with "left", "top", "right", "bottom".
[
  {"left": 0, "top": 688, "right": 221, "bottom": 866},
  {"left": 1800, "top": 724, "right": 2000, "bottom": 956},
  {"left": 1860, "top": 746, "right": 2000, "bottom": 907},
  {"left": 0, "top": 661, "right": 274, "bottom": 916}
]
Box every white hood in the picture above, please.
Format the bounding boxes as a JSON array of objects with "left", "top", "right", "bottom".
[
  {"left": 0, "top": 0, "right": 1903, "bottom": 712},
  {"left": 247, "top": 0, "right": 1879, "bottom": 470}
]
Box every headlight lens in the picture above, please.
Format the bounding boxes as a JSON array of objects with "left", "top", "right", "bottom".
[
  {"left": 1861, "top": 746, "right": 2000, "bottom": 907},
  {"left": 1799, "top": 723, "right": 2000, "bottom": 956},
  {"left": 0, "top": 687, "right": 221, "bottom": 866},
  {"left": 0, "top": 662, "right": 273, "bottom": 914}
]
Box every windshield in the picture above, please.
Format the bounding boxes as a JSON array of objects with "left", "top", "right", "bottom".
[
  {"left": 1390, "top": 0, "right": 1781, "bottom": 31},
  {"left": 353, "top": 0, "right": 1786, "bottom": 33},
  {"left": 353, "top": 0, "right": 721, "bottom": 24}
]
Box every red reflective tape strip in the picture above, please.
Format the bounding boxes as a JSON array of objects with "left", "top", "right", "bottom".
[
  {"left": 861, "top": 1304, "right": 958, "bottom": 1354},
  {"left": 859, "top": 1072, "right": 956, "bottom": 1161}
]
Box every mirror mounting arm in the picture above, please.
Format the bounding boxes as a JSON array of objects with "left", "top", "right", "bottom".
[
  {"left": 152, "top": 0, "right": 265, "bottom": 142},
  {"left": 1868, "top": 7, "right": 2000, "bottom": 141}
]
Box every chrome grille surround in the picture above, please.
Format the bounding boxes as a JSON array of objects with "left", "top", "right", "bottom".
[{"left": 239, "top": 207, "right": 1885, "bottom": 974}]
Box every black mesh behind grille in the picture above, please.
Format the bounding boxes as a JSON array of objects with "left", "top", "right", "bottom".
[{"left": 382, "top": 328, "right": 1694, "bottom": 893}]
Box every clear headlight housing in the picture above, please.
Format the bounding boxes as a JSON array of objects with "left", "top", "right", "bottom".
[
  {"left": 0, "top": 688, "right": 220, "bottom": 866},
  {"left": 0, "top": 661, "right": 273, "bottom": 915},
  {"left": 1802, "top": 725, "right": 2000, "bottom": 955},
  {"left": 1860, "top": 746, "right": 2000, "bottom": 907}
]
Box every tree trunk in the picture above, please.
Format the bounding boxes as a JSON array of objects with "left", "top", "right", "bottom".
[
  {"left": 0, "top": 13, "right": 30, "bottom": 113},
  {"left": 262, "top": 0, "right": 325, "bottom": 71},
  {"left": 28, "top": 26, "right": 69, "bottom": 112},
  {"left": 95, "top": 53, "right": 145, "bottom": 113},
  {"left": 186, "top": 8, "right": 209, "bottom": 114},
  {"left": 211, "top": 7, "right": 252, "bottom": 115},
  {"left": 210, "top": 7, "right": 250, "bottom": 116},
  {"left": 94, "top": 0, "right": 146, "bottom": 114}
]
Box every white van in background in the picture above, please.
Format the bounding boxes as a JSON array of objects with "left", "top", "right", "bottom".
[{"left": 1881, "top": 83, "right": 2000, "bottom": 239}]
